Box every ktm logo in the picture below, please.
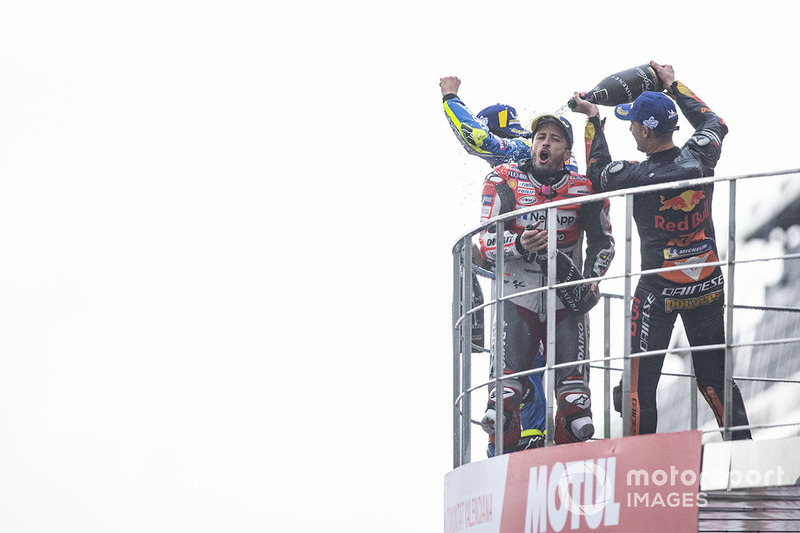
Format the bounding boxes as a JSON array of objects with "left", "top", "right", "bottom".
[{"left": 659, "top": 190, "right": 705, "bottom": 212}]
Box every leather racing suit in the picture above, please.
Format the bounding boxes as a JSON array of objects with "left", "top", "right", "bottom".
[
  {"left": 584, "top": 81, "right": 751, "bottom": 439},
  {"left": 478, "top": 159, "right": 614, "bottom": 446},
  {"left": 443, "top": 92, "right": 578, "bottom": 450}
]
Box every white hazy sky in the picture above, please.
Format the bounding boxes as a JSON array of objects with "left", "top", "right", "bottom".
[{"left": 0, "top": 1, "right": 797, "bottom": 531}]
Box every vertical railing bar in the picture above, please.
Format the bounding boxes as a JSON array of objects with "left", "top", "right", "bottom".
[
  {"left": 621, "top": 193, "right": 633, "bottom": 437},
  {"left": 494, "top": 220, "right": 505, "bottom": 455},
  {"left": 452, "top": 241, "right": 463, "bottom": 468},
  {"left": 545, "top": 206, "right": 557, "bottom": 446},
  {"left": 724, "top": 179, "right": 737, "bottom": 440},
  {"left": 603, "top": 295, "right": 611, "bottom": 439},
  {"left": 461, "top": 238, "right": 473, "bottom": 462},
  {"left": 690, "top": 371, "right": 698, "bottom": 431}
]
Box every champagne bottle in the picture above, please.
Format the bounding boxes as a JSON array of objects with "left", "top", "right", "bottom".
[
  {"left": 531, "top": 249, "right": 599, "bottom": 315},
  {"left": 567, "top": 64, "right": 663, "bottom": 110}
]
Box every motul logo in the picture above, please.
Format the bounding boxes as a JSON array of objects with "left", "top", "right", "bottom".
[{"left": 524, "top": 457, "right": 620, "bottom": 532}]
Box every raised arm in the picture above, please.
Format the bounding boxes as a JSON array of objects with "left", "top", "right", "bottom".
[
  {"left": 649, "top": 61, "right": 727, "bottom": 174},
  {"left": 571, "top": 92, "right": 620, "bottom": 191},
  {"left": 440, "top": 76, "right": 530, "bottom": 166}
]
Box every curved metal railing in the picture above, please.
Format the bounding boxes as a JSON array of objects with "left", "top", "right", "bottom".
[{"left": 452, "top": 168, "right": 800, "bottom": 468}]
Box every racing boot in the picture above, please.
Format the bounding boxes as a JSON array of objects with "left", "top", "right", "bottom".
[
  {"left": 482, "top": 384, "right": 521, "bottom": 457},
  {"left": 517, "top": 431, "right": 546, "bottom": 451},
  {"left": 554, "top": 387, "right": 594, "bottom": 444},
  {"left": 699, "top": 383, "right": 752, "bottom": 440}
]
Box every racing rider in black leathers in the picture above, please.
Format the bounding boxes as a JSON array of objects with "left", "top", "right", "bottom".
[
  {"left": 572, "top": 61, "right": 751, "bottom": 439},
  {"left": 477, "top": 114, "right": 614, "bottom": 450}
]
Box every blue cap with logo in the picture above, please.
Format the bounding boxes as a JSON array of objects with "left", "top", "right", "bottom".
[
  {"left": 614, "top": 91, "right": 679, "bottom": 133},
  {"left": 477, "top": 104, "right": 530, "bottom": 138},
  {"left": 530, "top": 114, "right": 574, "bottom": 149}
]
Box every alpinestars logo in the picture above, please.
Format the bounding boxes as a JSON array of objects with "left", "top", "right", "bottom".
[{"left": 564, "top": 393, "right": 590, "bottom": 410}]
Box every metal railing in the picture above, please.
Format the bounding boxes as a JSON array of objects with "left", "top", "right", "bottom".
[{"left": 452, "top": 168, "right": 800, "bottom": 469}]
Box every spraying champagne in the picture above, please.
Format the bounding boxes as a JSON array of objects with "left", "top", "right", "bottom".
[{"left": 567, "top": 64, "right": 663, "bottom": 110}]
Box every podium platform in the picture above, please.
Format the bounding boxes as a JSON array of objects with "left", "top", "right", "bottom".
[{"left": 444, "top": 432, "right": 800, "bottom": 533}]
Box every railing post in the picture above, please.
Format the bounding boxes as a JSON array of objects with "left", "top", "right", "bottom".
[
  {"left": 461, "top": 237, "right": 473, "bottom": 462},
  {"left": 452, "top": 241, "right": 463, "bottom": 468},
  {"left": 545, "top": 206, "right": 558, "bottom": 446},
  {"left": 622, "top": 193, "right": 634, "bottom": 437},
  {"left": 690, "top": 372, "right": 698, "bottom": 431},
  {"left": 724, "top": 179, "right": 737, "bottom": 440},
  {"left": 494, "top": 220, "right": 505, "bottom": 455},
  {"left": 603, "top": 296, "right": 611, "bottom": 439}
]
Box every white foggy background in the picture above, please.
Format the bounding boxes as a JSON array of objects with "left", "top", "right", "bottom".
[{"left": 0, "top": 1, "right": 796, "bottom": 531}]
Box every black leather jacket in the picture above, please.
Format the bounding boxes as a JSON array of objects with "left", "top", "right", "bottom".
[{"left": 585, "top": 81, "right": 727, "bottom": 284}]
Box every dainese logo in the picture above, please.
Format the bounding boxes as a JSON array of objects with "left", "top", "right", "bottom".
[{"left": 659, "top": 190, "right": 705, "bottom": 212}]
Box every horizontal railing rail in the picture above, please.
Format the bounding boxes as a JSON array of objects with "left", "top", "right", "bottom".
[{"left": 452, "top": 168, "right": 800, "bottom": 468}]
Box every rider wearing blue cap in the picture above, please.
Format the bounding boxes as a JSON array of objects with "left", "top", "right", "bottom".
[{"left": 572, "top": 61, "right": 751, "bottom": 440}]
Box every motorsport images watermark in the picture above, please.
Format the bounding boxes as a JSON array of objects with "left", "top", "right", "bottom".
[
  {"left": 625, "top": 464, "right": 787, "bottom": 508},
  {"left": 524, "top": 457, "right": 788, "bottom": 531}
]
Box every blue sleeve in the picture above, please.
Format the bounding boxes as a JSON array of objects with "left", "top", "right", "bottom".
[{"left": 442, "top": 95, "right": 530, "bottom": 167}]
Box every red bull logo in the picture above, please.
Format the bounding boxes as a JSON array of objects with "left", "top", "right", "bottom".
[{"left": 659, "top": 190, "right": 705, "bottom": 212}]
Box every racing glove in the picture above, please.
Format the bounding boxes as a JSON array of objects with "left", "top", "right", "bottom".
[{"left": 529, "top": 248, "right": 599, "bottom": 315}]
